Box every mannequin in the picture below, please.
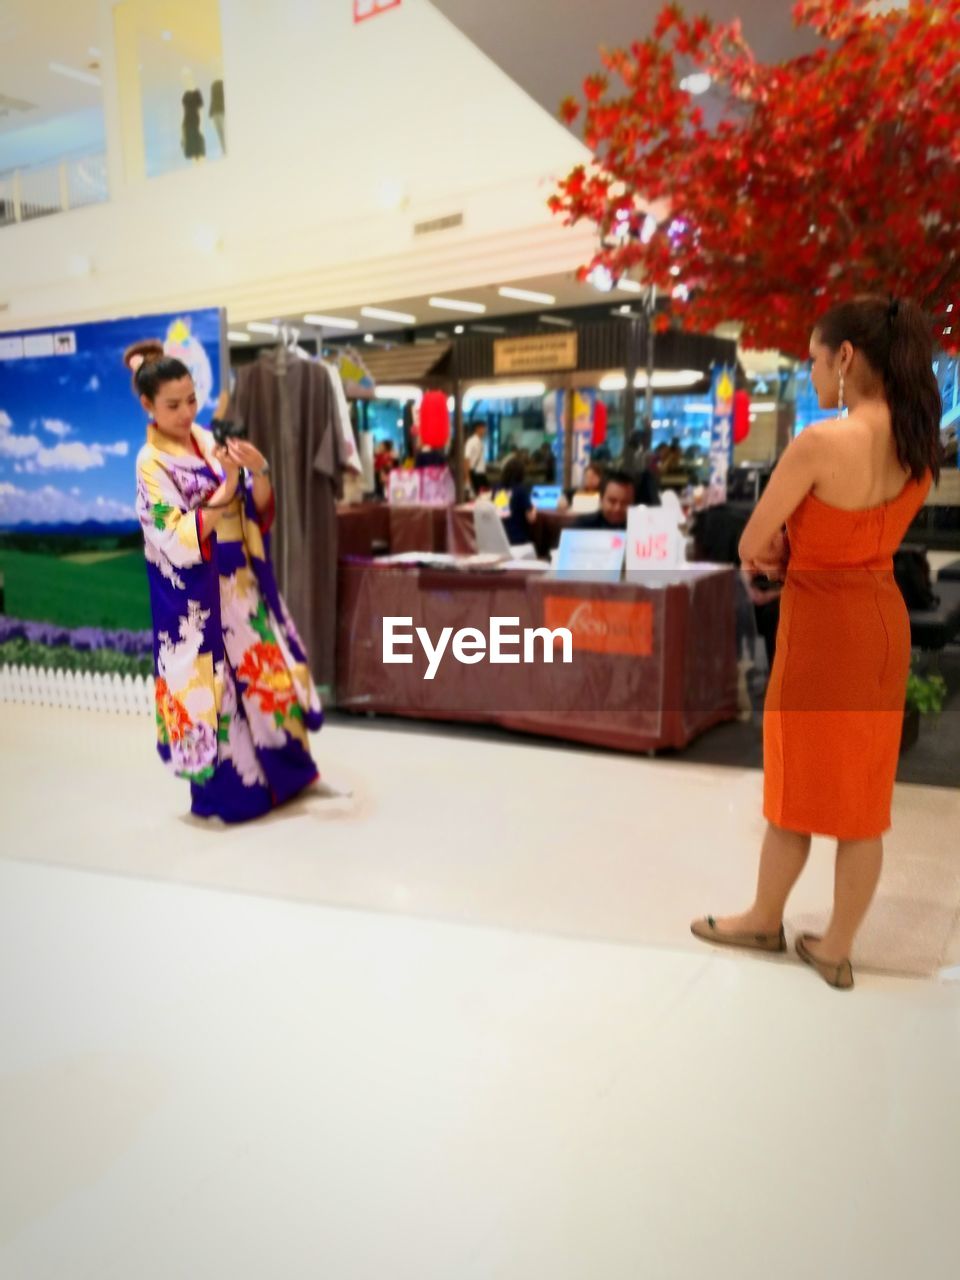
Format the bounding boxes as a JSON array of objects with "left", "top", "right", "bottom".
[{"left": 180, "top": 69, "right": 205, "bottom": 162}]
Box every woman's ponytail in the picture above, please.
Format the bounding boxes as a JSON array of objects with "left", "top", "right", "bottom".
[
  {"left": 815, "top": 295, "right": 942, "bottom": 484},
  {"left": 884, "top": 298, "right": 942, "bottom": 484}
]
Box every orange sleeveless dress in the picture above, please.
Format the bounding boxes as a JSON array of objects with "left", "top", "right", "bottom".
[{"left": 763, "top": 473, "right": 931, "bottom": 840}]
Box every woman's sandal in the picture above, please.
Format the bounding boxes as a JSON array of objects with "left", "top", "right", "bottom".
[
  {"left": 690, "top": 916, "right": 787, "bottom": 954},
  {"left": 796, "top": 933, "right": 854, "bottom": 991}
]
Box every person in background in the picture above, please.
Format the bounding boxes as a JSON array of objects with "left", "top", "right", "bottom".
[
  {"left": 464, "top": 422, "right": 488, "bottom": 496},
  {"left": 535, "top": 441, "right": 557, "bottom": 484},
  {"left": 374, "top": 439, "right": 397, "bottom": 498},
  {"left": 580, "top": 462, "right": 604, "bottom": 497},
  {"left": 500, "top": 457, "right": 537, "bottom": 545},
  {"left": 575, "top": 469, "right": 635, "bottom": 530}
]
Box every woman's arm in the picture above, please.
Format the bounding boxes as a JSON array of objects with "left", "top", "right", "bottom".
[
  {"left": 197, "top": 443, "right": 241, "bottom": 541},
  {"left": 227, "top": 438, "right": 272, "bottom": 516},
  {"left": 739, "top": 427, "right": 822, "bottom": 566}
]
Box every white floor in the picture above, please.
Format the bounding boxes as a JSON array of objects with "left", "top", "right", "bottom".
[{"left": 1, "top": 710, "right": 960, "bottom": 1278}]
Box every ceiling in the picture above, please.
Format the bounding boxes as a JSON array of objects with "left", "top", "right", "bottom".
[
  {"left": 0, "top": 0, "right": 223, "bottom": 139},
  {"left": 0, "top": 0, "right": 100, "bottom": 136},
  {"left": 430, "top": 0, "right": 820, "bottom": 127},
  {"left": 228, "top": 269, "right": 659, "bottom": 348}
]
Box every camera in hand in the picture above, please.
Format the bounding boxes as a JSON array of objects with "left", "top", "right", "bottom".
[{"left": 210, "top": 416, "right": 248, "bottom": 447}]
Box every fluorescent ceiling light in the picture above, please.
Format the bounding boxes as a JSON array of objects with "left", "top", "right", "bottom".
[
  {"left": 599, "top": 369, "right": 704, "bottom": 391},
  {"left": 375, "top": 385, "right": 423, "bottom": 402},
  {"left": 247, "top": 322, "right": 280, "bottom": 335},
  {"left": 464, "top": 382, "right": 546, "bottom": 402},
  {"left": 751, "top": 401, "right": 778, "bottom": 411},
  {"left": 363, "top": 334, "right": 375, "bottom": 344},
  {"left": 616, "top": 279, "right": 643, "bottom": 293},
  {"left": 454, "top": 325, "right": 465, "bottom": 334},
  {"left": 680, "top": 73, "right": 712, "bottom": 95},
  {"left": 498, "top": 286, "right": 556, "bottom": 305},
  {"left": 540, "top": 315, "right": 573, "bottom": 328},
  {"left": 304, "top": 314, "right": 358, "bottom": 329},
  {"left": 361, "top": 306, "right": 416, "bottom": 324},
  {"left": 48, "top": 61, "right": 101, "bottom": 87},
  {"left": 429, "top": 296, "right": 486, "bottom": 315},
  {"left": 227, "top": 331, "right": 252, "bottom": 343},
  {"left": 471, "top": 323, "right": 507, "bottom": 335}
]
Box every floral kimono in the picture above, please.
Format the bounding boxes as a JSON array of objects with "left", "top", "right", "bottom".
[{"left": 135, "top": 423, "right": 323, "bottom": 822}]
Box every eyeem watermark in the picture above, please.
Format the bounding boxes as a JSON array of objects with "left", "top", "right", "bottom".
[{"left": 383, "top": 616, "right": 573, "bottom": 680}]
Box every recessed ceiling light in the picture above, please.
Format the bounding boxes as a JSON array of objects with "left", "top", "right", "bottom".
[
  {"left": 588, "top": 267, "right": 614, "bottom": 293},
  {"left": 680, "top": 73, "right": 712, "bottom": 95},
  {"left": 363, "top": 333, "right": 375, "bottom": 344},
  {"left": 498, "top": 286, "right": 556, "bottom": 305},
  {"left": 303, "top": 314, "right": 358, "bottom": 329},
  {"left": 464, "top": 382, "right": 547, "bottom": 402},
  {"left": 429, "top": 296, "right": 486, "bottom": 314},
  {"left": 227, "top": 331, "right": 252, "bottom": 343},
  {"left": 454, "top": 325, "right": 465, "bottom": 334},
  {"left": 361, "top": 306, "right": 416, "bottom": 324},
  {"left": 48, "top": 61, "right": 101, "bottom": 87},
  {"left": 247, "top": 322, "right": 280, "bottom": 335}
]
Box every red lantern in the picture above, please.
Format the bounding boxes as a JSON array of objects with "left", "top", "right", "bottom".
[
  {"left": 592, "top": 398, "right": 608, "bottom": 446},
  {"left": 419, "top": 390, "right": 450, "bottom": 449},
  {"left": 733, "top": 389, "right": 751, "bottom": 445}
]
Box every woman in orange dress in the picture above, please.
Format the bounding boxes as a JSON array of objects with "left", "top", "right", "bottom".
[{"left": 692, "top": 296, "right": 942, "bottom": 988}]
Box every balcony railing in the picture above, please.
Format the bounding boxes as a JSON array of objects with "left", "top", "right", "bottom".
[{"left": 0, "top": 152, "right": 109, "bottom": 228}]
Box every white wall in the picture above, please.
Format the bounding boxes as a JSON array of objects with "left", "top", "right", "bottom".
[{"left": 1, "top": 0, "right": 593, "bottom": 331}]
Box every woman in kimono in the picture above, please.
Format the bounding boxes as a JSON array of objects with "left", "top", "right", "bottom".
[{"left": 128, "top": 340, "right": 323, "bottom": 822}]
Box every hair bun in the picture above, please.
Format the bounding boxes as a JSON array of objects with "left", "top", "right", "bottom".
[{"left": 123, "top": 338, "right": 165, "bottom": 373}]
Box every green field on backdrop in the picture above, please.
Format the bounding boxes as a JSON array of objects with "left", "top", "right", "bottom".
[{"left": 0, "top": 547, "right": 151, "bottom": 630}]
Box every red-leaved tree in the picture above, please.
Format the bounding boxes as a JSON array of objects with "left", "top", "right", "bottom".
[{"left": 549, "top": 0, "right": 959, "bottom": 356}]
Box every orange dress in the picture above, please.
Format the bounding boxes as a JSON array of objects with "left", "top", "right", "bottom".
[{"left": 763, "top": 473, "right": 931, "bottom": 840}]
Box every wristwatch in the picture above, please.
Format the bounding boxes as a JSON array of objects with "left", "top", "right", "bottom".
[{"left": 254, "top": 462, "right": 271, "bottom": 478}]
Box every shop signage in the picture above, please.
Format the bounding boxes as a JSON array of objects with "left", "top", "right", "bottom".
[
  {"left": 493, "top": 332, "right": 578, "bottom": 375},
  {"left": 354, "top": 0, "right": 401, "bottom": 22},
  {"left": 626, "top": 505, "right": 686, "bottom": 569},
  {"left": 708, "top": 366, "right": 735, "bottom": 504},
  {"left": 543, "top": 597, "right": 654, "bottom": 657}
]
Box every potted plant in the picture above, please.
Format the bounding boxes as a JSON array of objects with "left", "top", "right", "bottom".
[{"left": 901, "top": 666, "right": 948, "bottom": 753}]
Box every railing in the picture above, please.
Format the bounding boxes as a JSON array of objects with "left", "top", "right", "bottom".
[
  {"left": 0, "top": 664, "right": 154, "bottom": 715},
  {"left": 0, "top": 152, "right": 109, "bottom": 227}
]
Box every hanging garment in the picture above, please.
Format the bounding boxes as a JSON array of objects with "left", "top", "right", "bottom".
[
  {"left": 181, "top": 90, "right": 206, "bottom": 160},
  {"left": 135, "top": 423, "right": 322, "bottom": 823},
  {"left": 230, "top": 348, "right": 345, "bottom": 690}
]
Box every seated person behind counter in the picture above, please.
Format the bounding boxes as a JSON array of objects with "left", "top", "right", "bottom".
[{"left": 575, "top": 469, "right": 635, "bottom": 530}]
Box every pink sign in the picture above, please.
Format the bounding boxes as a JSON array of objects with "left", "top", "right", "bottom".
[{"left": 354, "top": 0, "right": 401, "bottom": 22}]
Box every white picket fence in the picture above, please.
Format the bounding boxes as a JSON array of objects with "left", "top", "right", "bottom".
[{"left": 0, "top": 665, "right": 155, "bottom": 715}]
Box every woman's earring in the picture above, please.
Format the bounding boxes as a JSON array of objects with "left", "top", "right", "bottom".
[{"left": 838, "top": 368, "right": 845, "bottom": 416}]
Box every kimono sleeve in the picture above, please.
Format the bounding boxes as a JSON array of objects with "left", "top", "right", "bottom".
[{"left": 136, "top": 453, "right": 205, "bottom": 569}]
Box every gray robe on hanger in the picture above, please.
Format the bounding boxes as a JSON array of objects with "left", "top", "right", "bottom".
[{"left": 230, "top": 347, "right": 342, "bottom": 692}]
